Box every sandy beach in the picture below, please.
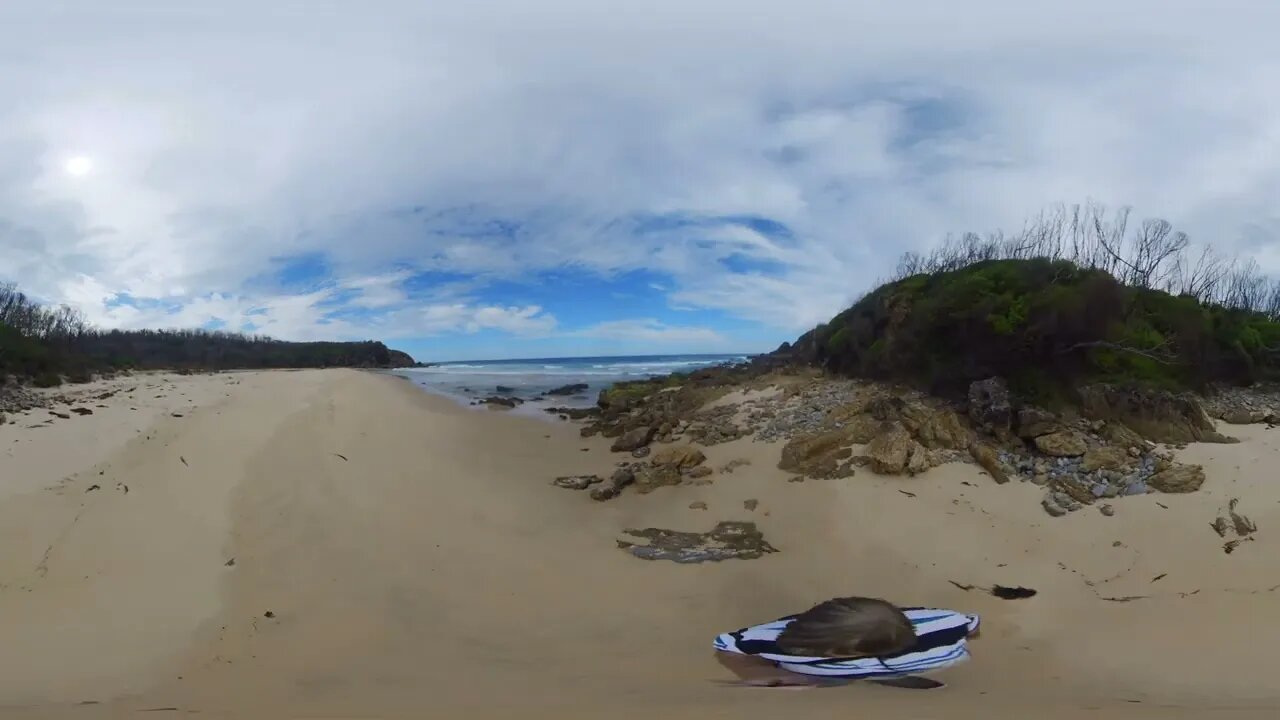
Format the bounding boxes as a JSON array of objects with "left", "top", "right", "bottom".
[{"left": 1, "top": 369, "right": 1278, "bottom": 719}]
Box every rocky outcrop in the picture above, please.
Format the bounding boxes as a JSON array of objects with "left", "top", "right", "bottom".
[
  {"left": 968, "top": 377, "right": 1012, "bottom": 437},
  {"left": 611, "top": 426, "right": 656, "bottom": 453},
  {"left": 1147, "top": 463, "right": 1206, "bottom": 493},
  {"left": 1079, "top": 384, "right": 1236, "bottom": 444},
  {"left": 547, "top": 383, "right": 589, "bottom": 396}
]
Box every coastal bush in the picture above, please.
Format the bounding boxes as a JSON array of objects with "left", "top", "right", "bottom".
[{"left": 798, "top": 258, "right": 1280, "bottom": 397}]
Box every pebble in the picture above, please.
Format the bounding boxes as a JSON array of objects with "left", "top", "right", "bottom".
[{"left": 1100, "top": 504, "right": 1116, "bottom": 517}]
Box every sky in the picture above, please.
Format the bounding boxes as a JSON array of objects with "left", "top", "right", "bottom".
[{"left": 3, "top": 1, "right": 1280, "bottom": 362}]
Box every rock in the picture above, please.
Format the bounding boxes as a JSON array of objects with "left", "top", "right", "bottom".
[
  {"left": 969, "top": 442, "right": 1010, "bottom": 484},
  {"left": 1080, "top": 384, "right": 1235, "bottom": 445},
  {"left": 652, "top": 445, "right": 707, "bottom": 469},
  {"left": 1042, "top": 495, "right": 1068, "bottom": 517},
  {"left": 1100, "top": 504, "right": 1116, "bottom": 517},
  {"left": 687, "top": 465, "right": 713, "bottom": 479},
  {"left": 611, "top": 426, "right": 657, "bottom": 453},
  {"left": 968, "top": 377, "right": 1012, "bottom": 437},
  {"left": 1051, "top": 490, "right": 1082, "bottom": 512},
  {"left": 580, "top": 426, "right": 600, "bottom": 438},
  {"left": 495, "top": 385, "right": 516, "bottom": 394},
  {"left": 743, "top": 498, "right": 758, "bottom": 511},
  {"left": 1031, "top": 473, "right": 1049, "bottom": 486},
  {"left": 906, "top": 445, "right": 933, "bottom": 475},
  {"left": 617, "top": 521, "right": 778, "bottom": 563},
  {"left": 1081, "top": 446, "right": 1131, "bottom": 472},
  {"left": 546, "top": 383, "right": 589, "bottom": 396},
  {"left": 689, "top": 501, "right": 708, "bottom": 510},
  {"left": 482, "top": 396, "right": 521, "bottom": 409},
  {"left": 778, "top": 429, "right": 859, "bottom": 478},
  {"left": 631, "top": 446, "right": 651, "bottom": 459},
  {"left": 590, "top": 485, "right": 620, "bottom": 501},
  {"left": 1016, "top": 407, "right": 1059, "bottom": 438},
  {"left": 632, "top": 464, "right": 683, "bottom": 493},
  {"left": 553, "top": 475, "right": 602, "bottom": 490},
  {"left": 1220, "top": 408, "right": 1267, "bottom": 425},
  {"left": 71, "top": 407, "right": 93, "bottom": 416},
  {"left": 1034, "top": 430, "right": 1088, "bottom": 457},
  {"left": 909, "top": 408, "right": 972, "bottom": 450},
  {"left": 1123, "top": 480, "right": 1148, "bottom": 496},
  {"left": 1148, "top": 463, "right": 1206, "bottom": 493},
  {"left": 863, "top": 423, "right": 915, "bottom": 475}
]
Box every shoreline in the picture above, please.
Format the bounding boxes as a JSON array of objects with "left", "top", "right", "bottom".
[{"left": 0, "top": 369, "right": 1277, "bottom": 718}]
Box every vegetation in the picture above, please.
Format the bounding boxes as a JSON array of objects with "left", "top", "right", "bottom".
[
  {"left": 793, "top": 203, "right": 1280, "bottom": 398},
  {"left": 1, "top": 283, "right": 415, "bottom": 385}
]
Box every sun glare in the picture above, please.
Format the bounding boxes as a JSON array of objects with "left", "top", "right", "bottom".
[{"left": 65, "top": 156, "right": 93, "bottom": 177}]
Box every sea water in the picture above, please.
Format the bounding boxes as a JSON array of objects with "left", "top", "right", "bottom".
[{"left": 393, "top": 354, "right": 747, "bottom": 414}]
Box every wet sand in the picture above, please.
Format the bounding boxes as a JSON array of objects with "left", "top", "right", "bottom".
[{"left": 1, "top": 369, "right": 1277, "bottom": 718}]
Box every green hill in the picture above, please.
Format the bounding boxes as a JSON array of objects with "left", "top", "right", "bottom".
[{"left": 790, "top": 257, "right": 1280, "bottom": 400}]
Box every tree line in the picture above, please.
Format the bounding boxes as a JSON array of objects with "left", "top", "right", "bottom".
[
  {"left": 0, "top": 283, "right": 414, "bottom": 387},
  {"left": 893, "top": 202, "right": 1280, "bottom": 318}
]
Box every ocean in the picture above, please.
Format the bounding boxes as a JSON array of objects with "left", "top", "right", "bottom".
[{"left": 393, "top": 354, "right": 748, "bottom": 414}]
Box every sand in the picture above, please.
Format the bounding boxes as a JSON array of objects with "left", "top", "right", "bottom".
[{"left": 1, "top": 369, "right": 1277, "bottom": 719}]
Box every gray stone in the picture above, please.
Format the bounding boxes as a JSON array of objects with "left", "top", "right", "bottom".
[{"left": 1042, "top": 495, "right": 1068, "bottom": 517}]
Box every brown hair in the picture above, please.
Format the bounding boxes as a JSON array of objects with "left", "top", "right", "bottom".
[{"left": 775, "top": 596, "right": 915, "bottom": 658}]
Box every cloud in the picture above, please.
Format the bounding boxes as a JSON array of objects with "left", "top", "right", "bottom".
[
  {"left": 3, "top": 1, "right": 1280, "bottom": 350},
  {"left": 576, "top": 319, "right": 725, "bottom": 345}
]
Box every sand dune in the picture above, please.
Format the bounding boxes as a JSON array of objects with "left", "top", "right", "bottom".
[{"left": 1, "top": 370, "right": 1277, "bottom": 718}]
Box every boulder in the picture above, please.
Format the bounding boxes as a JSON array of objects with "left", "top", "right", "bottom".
[
  {"left": 1079, "top": 384, "right": 1236, "bottom": 444},
  {"left": 495, "top": 385, "right": 516, "bottom": 394},
  {"left": 611, "top": 426, "right": 657, "bottom": 453},
  {"left": 1015, "top": 407, "right": 1059, "bottom": 438},
  {"left": 967, "top": 377, "right": 1012, "bottom": 437},
  {"left": 1081, "top": 446, "right": 1132, "bottom": 473},
  {"left": 969, "top": 442, "right": 1010, "bottom": 484},
  {"left": 910, "top": 408, "right": 972, "bottom": 450},
  {"left": 1147, "top": 463, "right": 1206, "bottom": 493},
  {"left": 632, "top": 464, "right": 683, "bottom": 493},
  {"left": 651, "top": 445, "right": 707, "bottom": 469},
  {"left": 1220, "top": 408, "right": 1268, "bottom": 425},
  {"left": 631, "top": 446, "right": 651, "bottom": 459},
  {"left": 778, "top": 428, "right": 859, "bottom": 479},
  {"left": 863, "top": 423, "right": 922, "bottom": 475},
  {"left": 1034, "top": 430, "right": 1088, "bottom": 457},
  {"left": 547, "top": 383, "right": 590, "bottom": 397}
]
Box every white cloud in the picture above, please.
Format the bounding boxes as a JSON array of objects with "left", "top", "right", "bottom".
[
  {"left": 3, "top": 0, "right": 1280, "bottom": 345},
  {"left": 576, "top": 319, "right": 725, "bottom": 345}
]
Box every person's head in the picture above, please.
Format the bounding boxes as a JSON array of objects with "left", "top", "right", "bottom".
[{"left": 775, "top": 596, "right": 915, "bottom": 658}]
